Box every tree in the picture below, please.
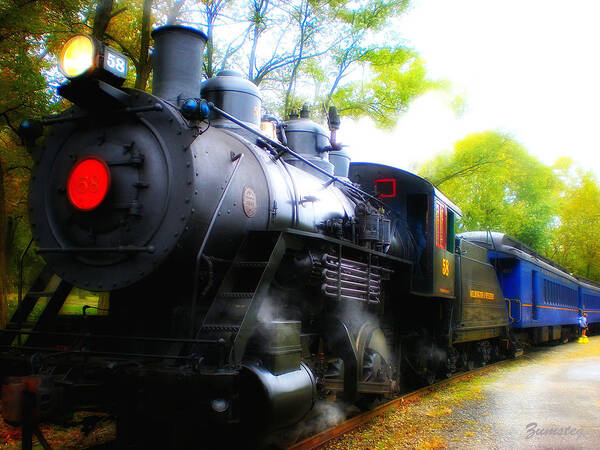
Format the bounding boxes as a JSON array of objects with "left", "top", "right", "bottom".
[
  {"left": 255, "top": 0, "right": 428, "bottom": 122},
  {"left": 328, "top": 48, "right": 434, "bottom": 128},
  {"left": 206, "top": 0, "right": 233, "bottom": 79},
  {"left": 0, "top": 158, "right": 7, "bottom": 327},
  {"left": 0, "top": 0, "right": 90, "bottom": 306},
  {"left": 136, "top": 0, "right": 154, "bottom": 90},
  {"left": 549, "top": 162, "right": 600, "bottom": 281},
  {"left": 281, "top": 0, "right": 323, "bottom": 112},
  {"left": 419, "top": 131, "right": 557, "bottom": 250},
  {"left": 92, "top": 0, "right": 115, "bottom": 39},
  {"left": 97, "top": 0, "right": 155, "bottom": 90},
  {"left": 321, "top": 0, "right": 410, "bottom": 113},
  {"left": 248, "top": 0, "right": 270, "bottom": 82},
  {"left": 184, "top": 0, "right": 433, "bottom": 123}
]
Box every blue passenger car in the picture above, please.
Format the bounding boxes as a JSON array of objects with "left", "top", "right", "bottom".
[
  {"left": 578, "top": 279, "right": 600, "bottom": 325},
  {"left": 459, "top": 232, "right": 596, "bottom": 341}
]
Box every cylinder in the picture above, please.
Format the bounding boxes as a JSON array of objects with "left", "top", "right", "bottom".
[
  {"left": 240, "top": 362, "right": 316, "bottom": 431},
  {"left": 151, "top": 25, "right": 208, "bottom": 105}
]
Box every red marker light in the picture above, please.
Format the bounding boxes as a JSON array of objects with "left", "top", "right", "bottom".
[
  {"left": 375, "top": 178, "right": 396, "bottom": 198},
  {"left": 67, "top": 157, "right": 111, "bottom": 211}
]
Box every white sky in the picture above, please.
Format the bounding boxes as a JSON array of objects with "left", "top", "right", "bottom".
[{"left": 338, "top": 0, "right": 600, "bottom": 177}]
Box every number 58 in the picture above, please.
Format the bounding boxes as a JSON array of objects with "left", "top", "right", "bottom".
[
  {"left": 441, "top": 258, "right": 450, "bottom": 277},
  {"left": 106, "top": 52, "right": 125, "bottom": 74}
]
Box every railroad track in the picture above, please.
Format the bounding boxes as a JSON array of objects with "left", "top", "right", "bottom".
[{"left": 288, "top": 360, "right": 507, "bottom": 450}]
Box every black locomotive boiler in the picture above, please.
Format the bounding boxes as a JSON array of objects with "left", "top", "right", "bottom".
[{"left": 1, "top": 25, "right": 518, "bottom": 447}]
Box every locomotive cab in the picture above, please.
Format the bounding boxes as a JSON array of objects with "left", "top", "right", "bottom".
[{"left": 348, "top": 163, "right": 460, "bottom": 297}]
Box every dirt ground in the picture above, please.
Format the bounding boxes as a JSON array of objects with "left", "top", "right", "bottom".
[
  {"left": 323, "top": 336, "right": 600, "bottom": 449},
  {"left": 0, "top": 411, "right": 115, "bottom": 449}
]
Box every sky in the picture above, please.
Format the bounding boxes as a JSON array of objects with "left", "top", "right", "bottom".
[{"left": 338, "top": 0, "right": 600, "bottom": 177}]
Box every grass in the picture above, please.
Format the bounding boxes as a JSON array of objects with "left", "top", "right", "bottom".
[{"left": 5, "top": 287, "right": 107, "bottom": 323}]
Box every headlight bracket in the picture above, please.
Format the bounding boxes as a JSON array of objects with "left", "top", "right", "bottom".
[{"left": 58, "top": 78, "right": 132, "bottom": 111}]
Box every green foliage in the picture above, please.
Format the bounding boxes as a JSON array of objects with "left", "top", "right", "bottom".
[
  {"left": 419, "top": 131, "right": 557, "bottom": 250},
  {"left": 335, "top": 0, "right": 410, "bottom": 32},
  {"left": 0, "top": 0, "right": 91, "bottom": 304},
  {"left": 419, "top": 132, "right": 600, "bottom": 282},
  {"left": 0, "top": 159, "right": 6, "bottom": 327},
  {"left": 101, "top": 0, "right": 154, "bottom": 90},
  {"left": 315, "top": 1, "right": 439, "bottom": 125},
  {"left": 197, "top": 0, "right": 436, "bottom": 123},
  {"left": 330, "top": 48, "right": 436, "bottom": 128},
  {"left": 300, "top": 58, "right": 328, "bottom": 84},
  {"left": 549, "top": 162, "right": 600, "bottom": 280},
  {"left": 0, "top": 0, "right": 164, "bottom": 303}
]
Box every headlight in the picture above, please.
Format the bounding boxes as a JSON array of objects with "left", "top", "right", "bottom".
[
  {"left": 59, "top": 35, "right": 95, "bottom": 79},
  {"left": 57, "top": 34, "right": 128, "bottom": 86}
]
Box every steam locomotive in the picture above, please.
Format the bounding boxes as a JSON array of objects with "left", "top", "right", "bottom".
[{"left": 1, "top": 25, "right": 599, "bottom": 448}]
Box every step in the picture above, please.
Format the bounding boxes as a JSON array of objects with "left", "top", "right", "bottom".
[
  {"left": 26, "top": 291, "right": 57, "bottom": 297},
  {"left": 200, "top": 325, "right": 240, "bottom": 333},
  {"left": 219, "top": 292, "right": 255, "bottom": 299},
  {"left": 233, "top": 261, "right": 269, "bottom": 268}
]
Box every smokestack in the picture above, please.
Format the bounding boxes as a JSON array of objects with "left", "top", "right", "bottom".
[{"left": 151, "top": 25, "right": 208, "bottom": 105}]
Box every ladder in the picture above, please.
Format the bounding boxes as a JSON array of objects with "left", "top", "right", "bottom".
[
  {"left": 197, "top": 231, "right": 290, "bottom": 367},
  {"left": 0, "top": 266, "right": 72, "bottom": 347}
]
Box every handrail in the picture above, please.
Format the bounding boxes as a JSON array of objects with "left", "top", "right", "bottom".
[
  {"left": 505, "top": 298, "right": 521, "bottom": 324},
  {"left": 189, "top": 152, "right": 245, "bottom": 339}
]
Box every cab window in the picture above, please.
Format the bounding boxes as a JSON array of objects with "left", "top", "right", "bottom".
[
  {"left": 447, "top": 210, "right": 455, "bottom": 252},
  {"left": 435, "top": 200, "right": 455, "bottom": 252},
  {"left": 435, "top": 200, "right": 446, "bottom": 249}
]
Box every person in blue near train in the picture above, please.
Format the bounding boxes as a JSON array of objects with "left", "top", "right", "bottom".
[{"left": 578, "top": 312, "right": 589, "bottom": 343}]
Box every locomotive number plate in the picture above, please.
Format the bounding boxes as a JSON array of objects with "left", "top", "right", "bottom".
[
  {"left": 441, "top": 258, "right": 450, "bottom": 277},
  {"left": 242, "top": 186, "right": 257, "bottom": 217},
  {"left": 104, "top": 48, "right": 128, "bottom": 78}
]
